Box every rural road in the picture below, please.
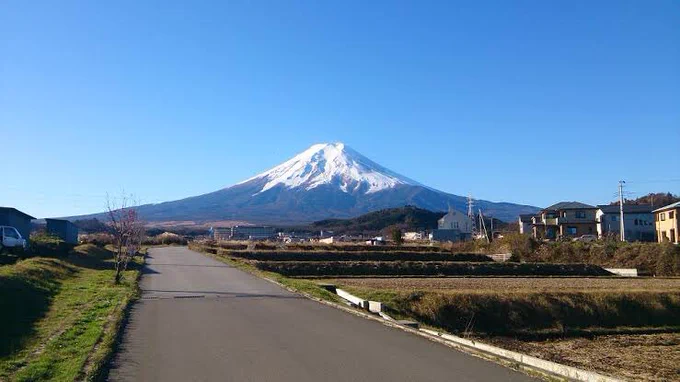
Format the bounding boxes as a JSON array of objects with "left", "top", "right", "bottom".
[{"left": 107, "top": 247, "right": 534, "bottom": 381}]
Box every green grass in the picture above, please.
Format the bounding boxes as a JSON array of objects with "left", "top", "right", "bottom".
[{"left": 0, "top": 244, "right": 142, "bottom": 381}]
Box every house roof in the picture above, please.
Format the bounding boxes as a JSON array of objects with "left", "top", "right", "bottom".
[
  {"left": 519, "top": 214, "right": 534, "bottom": 222},
  {"left": 0, "top": 207, "right": 36, "bottom": 220},
  {"left": 597, "top": 204, "right": 653, "bottom": 214},
  {"left": 543, "top": 201, "right": 596, "bottom": 211},
  {"left": 653, "top": 201, "right": 680, "bottom": 213},
  {"left": 45, "top": 218, "right": 77, "bottom": 225}
]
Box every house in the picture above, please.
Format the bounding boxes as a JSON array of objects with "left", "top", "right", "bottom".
[
  {"left": 0, "top": 207, "right": 36, "bottom": 242},
  {"left": 319, "top": 237, "right": 335, "bottom": 244},
  {"left": 45, "top": 219, "right": 79, "bottom": 244},
  {"left": 213, "top": 226, "right": 276, "bottom": 240},
  {"left": 365, "top": 237, "right": 385, "bottom": 246},
  {"left": 654, "top": 201, "right": 680, "bottom": 244},
  {"left": 518, "top": 214, "right": 534, "bottom": 235},
  {"left": 596, "top": 205, "right": 655, "bottom": 242},
  {"left": 531, "top": 202, "right": 597, "bottom": 240},
  {"left": 430, "top": 209, "right": 472, "bottom": 242}
]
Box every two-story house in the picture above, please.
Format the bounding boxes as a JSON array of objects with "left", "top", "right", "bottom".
[
  {"left": 531, "top": 202, "right": 597, "bottom": 240},
  {"left": 596, "top": 204, "right": 655, "bottom": 242},
  {"left": 518, "top": 214, "right": 534, "bottom": 235},
  {"left": 654, "top": 201, "right": 680, "bottom": 244},
  {"left": 430, "top": 209, "right": 471, "bottom": 242}
]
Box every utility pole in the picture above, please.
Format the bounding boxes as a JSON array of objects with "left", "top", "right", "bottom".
[
  {"left": 618, "top": 180, "right": 626, "bottom": 242},
  {"left": 467, "top": 195, "right": 477, "bottom": 238}
]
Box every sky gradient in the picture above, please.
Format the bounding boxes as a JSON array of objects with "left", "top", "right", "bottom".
[{"left": 1, "top": 0, "right": 679, "bottom": 218}]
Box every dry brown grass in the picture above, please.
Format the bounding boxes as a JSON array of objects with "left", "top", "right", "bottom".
[
  {"left": 327, "top": 277, "right": 680, "bottom": 293},
  {"left": 484, "top": 333, "right": 680, "bottom": 381}
]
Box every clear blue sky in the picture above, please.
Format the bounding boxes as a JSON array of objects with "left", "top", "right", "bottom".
[{"left": 1, "top": 0, "right": 679, "bottom": 218}]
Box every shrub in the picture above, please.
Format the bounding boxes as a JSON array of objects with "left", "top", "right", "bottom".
[
  {"left": 28, "top": 233, "right": 74, "bottom": 257},
  {"left": 78, "top": 233, "right": 115, "bottom": 246}
]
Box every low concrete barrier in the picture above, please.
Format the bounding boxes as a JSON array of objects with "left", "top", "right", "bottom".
[
  {"left": 604, "top": 268, "right": 638, "bottom": 277},
  {"left": 367, "top": 301, "right": 382, "bottom": 313},
  {"left": 487, "top": 253, "right": 512, "bottom": 262},
  {"left": 420, "top": 329, "right": 621, "bottom": 382},
  {"left": 336, "top": 289, "right": 367, "bottom": 308}
]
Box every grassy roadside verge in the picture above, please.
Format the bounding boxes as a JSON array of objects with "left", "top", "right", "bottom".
[
  {"left": 0, "top": 244, "right": 143, "bottom": 381},
  {"left": 340, "top": 286, "right": 680, "bottom": 337},
  {"left": 188, "top": 242, "right": 341, "bottom": 304}
]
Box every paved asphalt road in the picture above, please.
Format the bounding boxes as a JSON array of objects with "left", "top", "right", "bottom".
[{"left": 107, "top": 247, "right": 534, "bottom": 381}]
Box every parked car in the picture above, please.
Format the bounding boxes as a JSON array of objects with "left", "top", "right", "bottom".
[
  {"left": 573, "top": 234, "right": 597, "bottom": 242},
  {"left": 0, "top": 226, "right": 27, "bottom": 251}
]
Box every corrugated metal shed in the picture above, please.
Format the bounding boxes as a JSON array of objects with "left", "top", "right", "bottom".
[{"left": 45, "top": 218, "right": 79, "bottom": 244}]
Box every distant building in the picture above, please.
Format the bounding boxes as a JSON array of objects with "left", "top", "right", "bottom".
[
  {"left": 654, "top": 202, "right": 680, "bottom": 244},
  {"left": 0, "top": 207, "right": 35, "bottom": 242},
  {"left": 531, "top": 202, "right": 597, "bottom": 240},
  {"left": 365, "top": 237, "right": 385, "bottom": 246},
  {"left": 403, "top": 231, "right": 426, "bottom": 241},
  {"left": 45, "top": 219, "right": 79, "bottom": 244},
  {"left": 213, "top": 226, "right": 276, "bottom": 241},
  {"left": 430, "top": 209, "right": 471, "bottom": 242},
  {"left": 596, "top": 205, "right": 655, "bottom": 242},
  {"left": 319, "top": 237, "right": 335, "bottom": 244},
  {"left": 438, "top": 209, "right": 472, "bottom": 232},
  {"left": 518, "top": 214, "right": 534, "bottom": 235}
]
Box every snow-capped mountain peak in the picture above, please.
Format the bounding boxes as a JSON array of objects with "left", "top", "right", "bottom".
[{"left": 241, "top": 142, "right": 419, "bottom": 194}]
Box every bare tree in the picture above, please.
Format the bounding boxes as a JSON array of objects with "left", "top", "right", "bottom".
[{"left": 107, "top": 193, "right": 144, "bottom": 284}]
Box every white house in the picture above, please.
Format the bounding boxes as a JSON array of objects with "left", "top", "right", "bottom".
[
  {"left": 596, "top": 204, "right": 655, "bottom": 242},
  {"left": 431, "top": 209, "right": 472, "bottom": 242},
  {"left": 438, "top": 209, "right": 472, "bottom": 233}
]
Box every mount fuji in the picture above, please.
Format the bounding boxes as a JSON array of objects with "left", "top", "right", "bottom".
[{"left": 88, "top": 143, "right": 538, "bottom": 224}]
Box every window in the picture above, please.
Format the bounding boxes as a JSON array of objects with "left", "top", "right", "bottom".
[
  {"left": 575, "top": 211, "right": 586, "bottom": 218},
  {"left": 634, "top": 219, "right": 638, "bottom": 226},
  {"left": 4, "top": 227, "right": 19, "bottom": 239},
  {"left": 661, "top": 213, "right": 666, "bottom": 221},
  {"left": 567, "top": 226, "right": 577, "bottom": 235},
  {"left": 670, "top": 211, "right": 675, "bottom": 219},
  {"left": 453, "top": 222, "right": 459, "bottom": 229},
  {"left": 671, "top": 229, "right": 676, "bottom": 243},
  {"left": 611, "top": 215, "right": 618, "bottom": 222}
]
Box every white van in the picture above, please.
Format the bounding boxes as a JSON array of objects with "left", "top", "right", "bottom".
[{"left": 0, "top": 226, "right": 27, "bottom": 251}]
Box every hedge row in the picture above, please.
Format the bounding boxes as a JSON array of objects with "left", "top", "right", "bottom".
[
  {"left": 254, "top": 261, "right": 612, "bottom": 277},
  {"left": 218, "top": 249, "right": 492, "bottom": 262}
]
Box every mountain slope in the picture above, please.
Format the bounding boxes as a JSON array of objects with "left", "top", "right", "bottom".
[
  {"left": 70, "top": 143, "right": 538, "bottom": 223},
  {"left": 311, "top": 206, "right": 445, "bottom": 234}
]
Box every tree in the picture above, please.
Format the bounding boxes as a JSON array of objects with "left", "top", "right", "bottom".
[
  {"left": 107, "top": 194, "right": 143, "bottom": 284},
  {"left": 391, "top": 227, "right": 403, "bottom": 246}
]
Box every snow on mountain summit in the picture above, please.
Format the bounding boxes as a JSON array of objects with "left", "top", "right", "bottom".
[{"left": 241, "top": 142, "right": 419, "bottom": 194}]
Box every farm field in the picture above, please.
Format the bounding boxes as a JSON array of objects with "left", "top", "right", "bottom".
[
  {"left": 484, "top": 333, "right": 680, "bottom": 381},
  {"left": 325, "top": 276, "right": 680, "bottom": 293},
  {"left": 324, "top": 276, "right": 680, "bottom": 381}
]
